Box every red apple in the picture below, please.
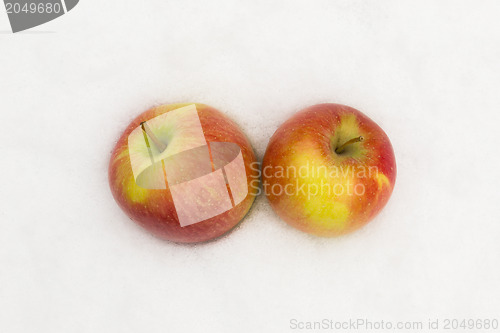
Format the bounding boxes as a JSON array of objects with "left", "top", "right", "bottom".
[
  {"left": 262, "top": 103, "right": 396, "bottom": 236},
  {"left": 109, "top": 103, "right": 259, "bottom": 243}
]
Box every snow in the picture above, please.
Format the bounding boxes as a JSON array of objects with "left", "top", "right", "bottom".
[{"left": 1, "top": 1, "right": 499, "bottom": 332}]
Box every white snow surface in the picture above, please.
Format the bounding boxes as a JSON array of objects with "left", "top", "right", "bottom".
[{"left": 1, "top": 1, "right": 499, "bottom": 332}]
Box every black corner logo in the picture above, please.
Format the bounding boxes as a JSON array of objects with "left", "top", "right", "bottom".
[{"left": 3, "top": 0, "right": 79, "bottom": 33}]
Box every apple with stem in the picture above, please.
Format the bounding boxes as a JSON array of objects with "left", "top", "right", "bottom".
[
  {"left": 262, "top": 103, "right": 396, "bottom": 236},
  {"left": 109, "top": 103, "right": 258, "bottom": 243}
]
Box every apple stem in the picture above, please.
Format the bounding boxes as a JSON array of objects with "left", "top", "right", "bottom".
[
  {"left": 335, "top": 136, "right": 364, "bottom": 154},
  {"left": 141, "top": 121, "right": 167, "bottom": 152}
]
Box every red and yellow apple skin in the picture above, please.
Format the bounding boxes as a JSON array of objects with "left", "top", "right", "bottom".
[
  {"left": 108, "top": 103, "right": 259, "bottom": 243},
  {"left": 262, "top": 103, "right": 396, "bottom": 237}
]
